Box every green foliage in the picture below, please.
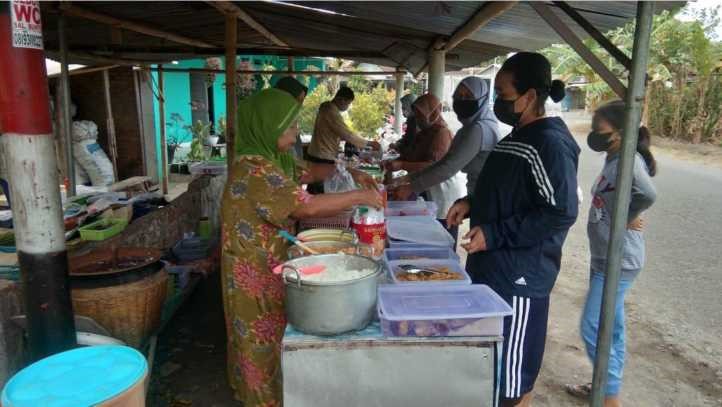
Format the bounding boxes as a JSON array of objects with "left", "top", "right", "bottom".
[
  {"left": 542, "top": 5, "right": 722, "bottom": 143},
  {"left": 298, "top": 80, "right": 393, "bottom": 140},
  {"left": 348, "top": 84, "right": 391, "bottom": 139},
  {"left": 185, "top": 120, "right": 211, "bottom": 161},
  {"left": 299, "top": 83, "right": 332, "bottom": 134},
  {"left": 166, "top": 113, "right": 186, "bottom": 147}
]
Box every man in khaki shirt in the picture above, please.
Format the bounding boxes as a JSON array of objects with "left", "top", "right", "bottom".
[{"left": 307, "top": 87, "right": 381, "bottom": 165}]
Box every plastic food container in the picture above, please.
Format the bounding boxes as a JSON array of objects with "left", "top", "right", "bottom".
[
  {"left": 385, "top": 201, "right": 439, "bottom": 217},
  {"left": 378, "top": 285, "right": 513, "bottom": 337},
  {"left": 386, "top": 216, "right": 455, "bottom": 247},
  {"left": 383, "top": 246, "right": 459, "bottom": 263},
  {"left": 386, "top": 258, "right": 471, "bottom": 285}
]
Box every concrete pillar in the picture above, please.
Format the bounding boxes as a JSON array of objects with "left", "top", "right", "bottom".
[
  {"left": 428, "top": 49, "right": 446, "bottom": 100},
  {"left": 0, "top": 1, "right": 76, "bottom": 361},
  {"left": 394, "top": 70, "right": 404, "bottom": 137}
]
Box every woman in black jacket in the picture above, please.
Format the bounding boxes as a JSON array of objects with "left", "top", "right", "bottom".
[{"left": 447, "top": 52, "right": 580, "bottom": 407}]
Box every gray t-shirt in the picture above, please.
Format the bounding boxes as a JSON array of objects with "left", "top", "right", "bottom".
[
  {"left": 409, "top": 121, "right": 499, "bottom": 194},
  {"left": 587, "top": 152, "right": 657, "bottom": 277}
]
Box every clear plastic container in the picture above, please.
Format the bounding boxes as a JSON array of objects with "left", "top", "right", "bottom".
[
  {"left": 383, "top": 246, "right": 459, "bottom": 263},
  {"left": 385, "top": 201, "right": 438, "bottom": 217},
  {"left": 386, "top": 216, "right": 455, "bottom": 247},
  {"left": 386, "top": 258, "right": 471, "bottom": 285},
  {"left": 378, "top": 284, "right": 513, "bottom": 337}
]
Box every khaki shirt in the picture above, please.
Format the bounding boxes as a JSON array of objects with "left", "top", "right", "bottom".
[{"left": 308, "top": 101, "right": 368, "bottom": 160}]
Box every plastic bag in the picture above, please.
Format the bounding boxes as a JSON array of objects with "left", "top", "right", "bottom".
[
  {"left": 72, "top": 120, "right": 98, "bottom": 142},
  {"left": 323, "top": 163, "right": 356, "bottom": 193},
  {"left": 427, "top": 172, "right": 467, "bottom": 219},
  {"left": 73, "top": 138, "right": 115, "bottom": 187}
]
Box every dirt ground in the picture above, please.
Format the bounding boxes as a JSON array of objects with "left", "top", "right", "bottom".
[{"left": 150, "top": 113, "right": 722, "bottom": 406}]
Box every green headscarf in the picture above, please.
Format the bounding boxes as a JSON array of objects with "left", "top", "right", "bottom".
[{"left": 235, "top": 88, "right": 301, "bottom": 178}]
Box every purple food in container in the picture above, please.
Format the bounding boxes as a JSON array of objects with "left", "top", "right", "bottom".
[{"left": 378, "top": 285, "right": 513, "bottom": 337}]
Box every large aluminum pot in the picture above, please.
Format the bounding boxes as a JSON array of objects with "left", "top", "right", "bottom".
[
  {"left": 287, "top": 241, "right": 374, "bottom": 260},
  {"left": 282, "top": 254, "right": 381, "bottom": 335}
]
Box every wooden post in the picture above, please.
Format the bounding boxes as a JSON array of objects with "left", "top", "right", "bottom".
[
  {"left": 394, "top": 70, "right": 404, "bottom": 137},
  {"left": 158, "top": 65, "right": 168, "bottom": 195},
  {"left": 58, "top": 14, "right": 76, "bottom": 196},
  {"left": 102, "top": 69, "right": 119, "bottom": 180},
  {"left": 288, "top": 56, "right": 295, "bottom": 78},
  {"left": 225, "top": 14, "right": 238, "bottom": 165}
]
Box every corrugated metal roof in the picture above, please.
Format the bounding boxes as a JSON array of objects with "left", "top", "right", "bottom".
[{"left": 39, "top": 1, "right": 685, "bottom": 72}]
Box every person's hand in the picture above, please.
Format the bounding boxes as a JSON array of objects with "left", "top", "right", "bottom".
[
  {"left": 354, "top": 189, "right": 383, "bottom": 209},
  {"left": 384, "top": 160, "right": 403, "bottom": 172},
  {"left": 446, "top": 199, "right": 470, "bottom": 227},
  {"left": 628, "top": 217, "right": 644, "bottom": 231},
  {"left": 391, "top": 184, "right": 413, "bottom": 200},
  {"left": 367, "top": 140, "right": 382, "bottom": 151},
  {"left": 461, "top": 226, "right": 487, "bottom": 254},
  {"left": 390, "top": 175, "right": 410, "bottom": 187},
  {"left": 350, "top": 169, "right": 379, "bottom": 191}
]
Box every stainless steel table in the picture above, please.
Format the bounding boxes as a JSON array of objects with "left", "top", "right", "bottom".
[{"left": 282, "top": 322, "right": 502, "bottom": 407}]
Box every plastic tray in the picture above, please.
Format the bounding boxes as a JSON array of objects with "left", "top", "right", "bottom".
[
  {"left": 385, "top": 201, "right": 438, "bottom": 217},
  {"left": 386, "top": 258, "right": 471, "bottom": 286},
  {"left": 378, "top": 284, "right": 512, "bottom": 337},
  {"left": 386, "top": 216, "right": 455, "bottom": 247},
  {"left": 78, "top": 218, "right": 128, "bottom": 241}
]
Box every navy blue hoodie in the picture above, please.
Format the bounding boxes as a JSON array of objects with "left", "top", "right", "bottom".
[{"left": 467, "top": 117, "right": 580, "bottom": 298}]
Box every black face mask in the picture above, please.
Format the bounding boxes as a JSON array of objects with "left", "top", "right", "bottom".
[
  {"left": 587, "top": 131, "right": 614, "bottom": 152},
  {"left": 453, "top": 99, "right": 480, "bottom": 120},
  {"left": 493, "top": 97, "right": 522, "bottom": 127}
]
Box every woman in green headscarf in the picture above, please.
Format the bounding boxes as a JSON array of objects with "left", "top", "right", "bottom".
[{"left": 221, "top": 88, "right": 381, "bottom": 406}]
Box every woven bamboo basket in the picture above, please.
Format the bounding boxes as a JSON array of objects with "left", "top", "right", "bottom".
[{"left": 71, "top": 269, "right": 168, "bottom": 348}]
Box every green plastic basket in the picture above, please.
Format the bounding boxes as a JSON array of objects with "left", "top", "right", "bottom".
[{"left": 79, "top": 218, "right": 128, "bottom": 241}]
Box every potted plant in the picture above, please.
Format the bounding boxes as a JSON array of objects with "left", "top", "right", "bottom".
[
  {"left": 165, "top": 113, "right": 185, "bottom": 166},
  {"left": 185, "top": 120, "right": 212, "bottom": 163}
]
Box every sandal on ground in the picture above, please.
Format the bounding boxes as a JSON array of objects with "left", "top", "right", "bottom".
[{"left": 565, "top": 382, "right": 592, "bottom": 399}]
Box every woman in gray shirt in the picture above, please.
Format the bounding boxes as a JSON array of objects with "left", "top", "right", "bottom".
[
  {"left": 391, "top": 76, "right": 500, "bottom": 206},
  {"left": 568, "top": 100, "right": 657, "bottom": 406}
]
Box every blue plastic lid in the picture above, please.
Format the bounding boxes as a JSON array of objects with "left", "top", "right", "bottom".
[
  {"left": 378, "top": 284, "right": 513, "bottom": 321},
  {"left": 1, "top": 345, "right": 147, "bottom": 407}
]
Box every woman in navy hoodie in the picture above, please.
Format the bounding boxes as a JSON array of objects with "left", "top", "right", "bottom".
[{"left": 447, "top": 52, "right": 580, "bottom": 407}]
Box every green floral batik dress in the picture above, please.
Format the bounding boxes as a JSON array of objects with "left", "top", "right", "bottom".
[{"left": 220, "top": 155, "right": 310, "bottom": 406}]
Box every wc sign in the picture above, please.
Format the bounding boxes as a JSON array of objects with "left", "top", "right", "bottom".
[{"left": 11, "top": 0, "right": 43, "bottom": 50}]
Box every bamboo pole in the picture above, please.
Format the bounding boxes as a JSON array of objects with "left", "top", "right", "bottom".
[
  {"left": 531, "top": 2, "right": 627, "bottom": 99},
  {"left": 58, "top": 14, "right": 76, "bottom": 196},
  {"left": 58, "top": 3, "right": 216, "bottom": 48},
  {"left": 443, "top": 1, "right": 517, "bottom": 51},
  {"left": 207, "top": 1, "right": 288, "bottom": 47},
  {"left": 150, "top": 67, "right": 393, "bottom": 76},
  {"left": 103, "top": 69, "right": 119, "bottom": 180},
  {"left": 225, "top": 14, "right": 238, "bottom": 165},
  {"left": 158, "top": 66, "right": 168, "bottom": 195}
]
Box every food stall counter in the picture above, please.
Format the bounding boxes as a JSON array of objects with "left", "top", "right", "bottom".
[{"left": 282, "top": 322, "right": 501, "bottom": 407}]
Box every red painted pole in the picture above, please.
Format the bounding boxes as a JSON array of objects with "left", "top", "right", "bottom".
[{"left": 0, "top": 1, "right": 76, "bottom": 360}]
